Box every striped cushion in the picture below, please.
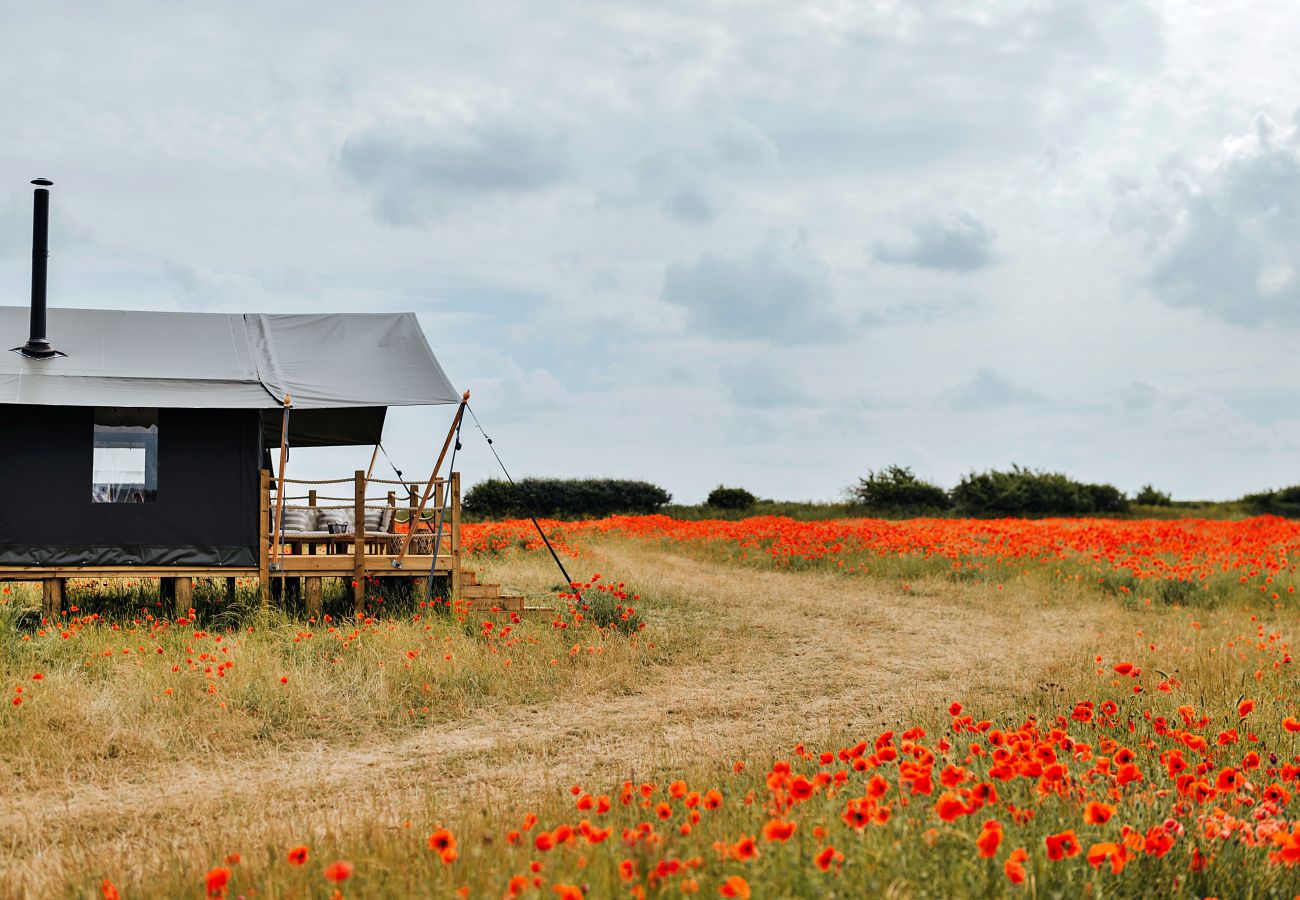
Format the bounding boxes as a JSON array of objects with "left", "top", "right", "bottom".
[
  {"left": 305, "top": 508, "right": 395, "bottom": 534},
  {"left": 278, "top": 507, "right": 317, "bottom": 534},
  {"left": 317, "top": 510, "right": 351, "bottom": 532}
]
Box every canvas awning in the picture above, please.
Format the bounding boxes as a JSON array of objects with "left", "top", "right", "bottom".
[{"left": 0, "top": 306, "right": 459, "bottom": 445}]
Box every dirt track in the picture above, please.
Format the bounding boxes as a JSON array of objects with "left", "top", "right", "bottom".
[{"left": 1, "top": 549, "right": 1111, "bottom": 897}]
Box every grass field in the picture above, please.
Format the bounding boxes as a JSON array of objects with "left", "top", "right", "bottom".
[{"left": 4, "top": 515, "right": 1300, "bottom": 898}]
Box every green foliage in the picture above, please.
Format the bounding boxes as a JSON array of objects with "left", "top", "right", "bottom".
[
  {"left": 661, "top": 501, "right": 866, "bottom": 521},
  {"left": 1135, "top": 484, "right": 1173, "bottom": 506},
  {"left": 851, "top": 465, "right": 952, "bottom": 513},
  {"left": 464, "top": 477, "right": 671, "bottom": 519},
  {"left": 706, "top": 485, "right": 756, "bottom": 509},
  {"left": 951, "top": 465, "right": 1129, "bottom": 517},
  {"left": 1241, "top": 485, "right": 1300, "bottom": 518},
  {"left": 581, "top": 590, "right": 645, "bottom": 635}
]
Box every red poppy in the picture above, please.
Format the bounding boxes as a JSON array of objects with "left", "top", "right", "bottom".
[
  {"left": 1004, "top": 848, "right": 1027, "bottom": 884},
  {"left": 762, "top": 819, "right": 796, "bottom": 842},
  {"left": 1086, "top": 842, "right": 1126, "bottom": 874},
  {"left": 1084, "top": 801, "right": 1115, "bottom": 825},
  {"left": 814, "top": 844, "right": 838, "bottom": 871},
  {"left": 1045, "top": 830, "right": 1081, "bottom": 861},
  {"left": 719, "top": 875, "right": 750, "bottom": 899},
  {"left": 976, "top": 823, "right": 1002, "bottom": 858},
  {"left": 204, "top": 866, "right": 231, "bottom": 899},
  {"left": 323, "top": 861, "right": 353, "bottom": 884}
]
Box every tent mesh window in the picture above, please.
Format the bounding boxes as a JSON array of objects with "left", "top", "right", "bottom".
[{"left": 92, "top": 407, "right": 158, "bottom": 504}]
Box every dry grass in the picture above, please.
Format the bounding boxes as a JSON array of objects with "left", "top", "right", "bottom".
[{"left": 0, "top": 537, "right": 1287, "bottom": 897}]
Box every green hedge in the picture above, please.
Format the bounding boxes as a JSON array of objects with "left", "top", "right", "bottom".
[
  {"left": 706, "top": 486, "right": 757, "bottom": 509},
  {"left": 464, "top": 478, "right": 672, "bottom": 519},
  {"left": 1242, "top": 485, "right": 1300, "bottom": 518},
  {"left": 950, "top": 465, "right": 1128, "bottom": 516},
  {"left": 850, "top": 465, "right": 952, "bottom": 514}
]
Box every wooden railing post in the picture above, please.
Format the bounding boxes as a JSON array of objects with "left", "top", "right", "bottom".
[
  {"left": 451, "top": 471, "right": 462, "bottom": 603},
  {"left": 353, "top": 469, "right": 365, "bottom": 616},
  {"left": 308, "top": 489, "right": 318, "bottom": 557},
  {"left": 258, "top": 469, "right": 270, "bottom": 609},
  {"left": 175, "top": 577, "right": 193, "bottom": 619}
]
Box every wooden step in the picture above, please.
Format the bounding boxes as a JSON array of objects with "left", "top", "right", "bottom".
[
  {"left": 460, "top": 594, "right": 524, "bottom": 612},
  {"left": 460, "top": 583, "right": 503, "bottom": 599}
]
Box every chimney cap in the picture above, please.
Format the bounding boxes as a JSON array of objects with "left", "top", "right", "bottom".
[{"left": 31, "top": 178, "right": 52, "bottom": 186}]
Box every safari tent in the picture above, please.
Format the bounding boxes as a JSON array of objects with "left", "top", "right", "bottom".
[{"left": 1, "top": 179, "right": 518, "bottom": 617}]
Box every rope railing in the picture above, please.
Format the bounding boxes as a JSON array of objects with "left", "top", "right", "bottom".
[
  {"left": 278, "top": 476, "right": 438, "bottom": 486},
  {"left": 275, "top": 503, "right": 409, "bottom": 511}
]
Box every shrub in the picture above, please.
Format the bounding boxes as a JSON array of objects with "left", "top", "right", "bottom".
[
  {"left": 464, "top": 478, "right": 671, "bottom": 519},
  {"left": 1241, "top": 485, "right": 1300, "bottom": 518},
  {"left": 706, "top": 486, "right": 757, "bottom": 509},
  {"left": 1134, "top": 484, "right": 1173, "bottom": 506},
  {"left": 851, "top": 465, "right": 951, "bottom": 514},
  {"left": 950, "top": 465, "right": 1128, "bottom": 517}
]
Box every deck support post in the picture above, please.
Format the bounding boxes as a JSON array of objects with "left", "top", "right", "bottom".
[
  {"left": 41, "top": 577, "right": 64, "bottom": 619},
  {"left": 305, "top": 576, "right": 322, "bottom": 620},
  {"left": 175, "top": 577, "right": 193, "bottom": 619},
  {"left": 353, "top": 469, "right": 366, "bottom": 616},
  {"left": 259, "top": 469, "right": 271, "bottom": 609}
]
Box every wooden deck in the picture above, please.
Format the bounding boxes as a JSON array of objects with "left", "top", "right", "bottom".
[{"left": 1, "top": 468, "right": 529, "bottom": 618}]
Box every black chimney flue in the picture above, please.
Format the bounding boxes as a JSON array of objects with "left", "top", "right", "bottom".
[{"left": 16, "top": 177, "right": 64, "bottom": 360}]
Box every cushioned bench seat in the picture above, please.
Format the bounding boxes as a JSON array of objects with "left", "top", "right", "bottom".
[
  {"left": 272, "top": 505, "right": 395, "bottom": 536},
  {"left": 280, "top": 531, "right": 395, "bottom": 540}
]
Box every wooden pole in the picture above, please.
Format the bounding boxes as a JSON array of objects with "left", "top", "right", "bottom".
[
  {"left": 272, "top": 394, "right": 293, "bottom": 572},
  {"left": 451, "top": 471, "right": 462, "bottom": 603},
  {"left": 396, "top": 392, "right": 469, "bottom": 564},
  {"left": 259, "top": 469, "right": 271, "bottom": 609},
  {"left": 353, "top": 469, "right": 366, "bottom": 616},
  {"left": 364, "top": 442, "right": 382, "bottom": 488}
]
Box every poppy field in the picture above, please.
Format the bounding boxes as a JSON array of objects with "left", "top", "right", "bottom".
[{"left": 4, "top": 514, "right": 1300, "bottom": 898}]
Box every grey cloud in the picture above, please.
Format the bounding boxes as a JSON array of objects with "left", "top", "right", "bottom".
[
  {"left": 339, "top": 116, "right": 569, "bottom": 226},
  {"left": 710, "top": 118, "right": 779, "bottom": 166},
  {"left": 660, "top": 238, "right": 840, "bottom": 342},
  {"left": 1143, "top": 112, "right": 1300, "bottom": 325},
  {"left": 628, "top": 118, "right": 774, "bottom": 223},
  {"left": 945, "top": 369, "right": 1047, "bottom": 411},
  {"left": 663, "top": 184, "right": 716, "bottom": 223},
  {"left": 720, "top": 359, "right": 810, "bottom": 408},
  {"left": 745, "top": 1, "right": 1164, "bottom": 172},
  {"left": 162, "top": 259, "right": 309, "bottom": 311},
  {"left": 874, "top": 209, "right": 997, "bottom": 272}
]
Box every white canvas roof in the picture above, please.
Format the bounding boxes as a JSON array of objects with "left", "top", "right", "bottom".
[{"left": 0, "top": 307, "right": 458, "bottom": 409}]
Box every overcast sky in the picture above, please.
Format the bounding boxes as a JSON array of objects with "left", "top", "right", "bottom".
[{"left": 2, "top": 1, "right": 1299, "bottom": 502}]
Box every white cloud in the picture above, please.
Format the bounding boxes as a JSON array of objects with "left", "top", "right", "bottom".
[
  {"left": 2, "top": 1, "right": 1300, "bottom": 502},
  {"left": 660, "top": 235, "right": 841, "bottom": 342},
  {"left": 338, "top": 115, "right": 570, "bottom": 226},
  {"left": 874, "top": 209, "right": 998, "bottom": 272},
  {"left": 944, "top": 368, "right": 1047, "bottom": 410},
  {"left": 1131, "top": 112, "right": 1300, "bottom": 325}
]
